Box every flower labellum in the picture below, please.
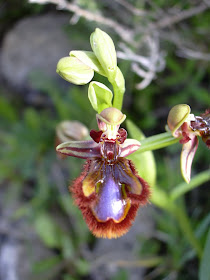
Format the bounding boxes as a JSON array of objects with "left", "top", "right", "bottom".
[{"left": 56, "top": 108, "right": 150, "bottom": 238}]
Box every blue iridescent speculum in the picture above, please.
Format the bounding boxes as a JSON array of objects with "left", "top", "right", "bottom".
[{"left": 56, "top": 107, "right": 150, "bottom": 238}]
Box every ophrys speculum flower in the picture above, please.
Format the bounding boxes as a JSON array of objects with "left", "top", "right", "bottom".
[
  {"left": 56, "top": 108, "right": 150, "bottom": 238},
  {"left": 167, "top": 105, "right": 210, "bottom": 183}
]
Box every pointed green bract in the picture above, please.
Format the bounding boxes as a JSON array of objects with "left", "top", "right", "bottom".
[
  {"left": 56, "top": 57, "right": 94, "bottom": 85},
  {"left": 90, "top": 28, "right": 117, "bottom": 83},
  {"left": 88, "top": 81, "right": 113, "bottom": 113}
]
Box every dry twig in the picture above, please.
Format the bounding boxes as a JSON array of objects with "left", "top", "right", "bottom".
[
  {"left": 118, "top": 36, "right": 165, "bottom": 90},
  {"left": 114, "top": 0, "right": 146, "bottom": 16},
  {"left": 151, "top": 2, "right": 209, "bottom": 30},
  {"left": 28, "top": 0, "right": 210, "bottom": 89},
  {"left": 29, "top": 0, "right": 134, "bottom": 43}
]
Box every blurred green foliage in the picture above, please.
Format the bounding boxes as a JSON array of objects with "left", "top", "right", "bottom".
[
  {"left": 0, "top": 80, "right": 94, "bottom": 279},
  {"left": 0, "top": 1, "right": 209, "bottom": 279},
  {"left": 1, "top": 60, "right": 209, "bottom": 280}
]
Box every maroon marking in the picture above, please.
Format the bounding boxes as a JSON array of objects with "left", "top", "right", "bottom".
[{"left": 90, "top": 130, "right": 103, "bottom": 143}]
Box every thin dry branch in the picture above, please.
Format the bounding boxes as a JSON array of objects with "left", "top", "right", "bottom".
[
  {"left": 118, "top": 35, "right": 165, "bottom": 90},
  {"left": 114, "top": 0, "right": 146, "bottom": 16},
  {"left": 177, "top": 48, "right": 210, "bottom": 61},
  {"left": 29, "top": 0, "right": 209, "bottom": 90},
  {"left": 117, "top": 43, "right": 152, "bottom": 69},
  {"left": 29, "top": 0, "right": 134, "bottom": 43},
  {"left": 151, "top": 2, "right": 209, "bottom": 30},
  {"left": 159, "top": 29, "right": 210, "bottom": 61}
]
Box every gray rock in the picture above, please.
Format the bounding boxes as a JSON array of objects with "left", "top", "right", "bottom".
[{"left": 0, "top": 13, "right": 75, "bottom": 91}]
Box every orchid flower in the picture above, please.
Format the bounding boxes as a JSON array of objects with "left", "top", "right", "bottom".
[
  {"left": 167, "top": 105, "right": 210, "bottom": 183},
  {"left": 56, "top": 108, "right": 150, "bottom": 238}
]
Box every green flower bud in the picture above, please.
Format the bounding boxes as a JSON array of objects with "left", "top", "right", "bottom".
[
  {"left": 88, "top": 81, "right": 113, "bottom": 113},
  {"left": 56, "top": 57, "right": 94, "bottom": 85},
  {"left": 90, "top": 28, "right": 117, "bottom": 83}
]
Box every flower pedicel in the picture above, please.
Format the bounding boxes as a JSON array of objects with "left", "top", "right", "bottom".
[{"left": 56, "top": 108, "right": 150, "bottom": 238}]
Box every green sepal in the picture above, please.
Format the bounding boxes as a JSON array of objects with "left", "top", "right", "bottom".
[
  {"left": 70, "top": 50, "right": 106, "bottom": 76},
  {"left": 56, "top": 56, "right": 94, "bottom": 85},
  {"left": 114, "top": 67, "right": 125, "bottom": 94},
  {"left": 112, "top": 67, "right": 125, "bottom": 110},
  {"left": 88, "top": 81, "right": 113, "bottom": 113},
  {"left": 90, "top": 28, "right": 117, "bottom": 83}
]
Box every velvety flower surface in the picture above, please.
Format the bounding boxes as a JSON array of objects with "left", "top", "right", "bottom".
[{"left": 56, "top": 108, "right": 150, "bottom": 238}]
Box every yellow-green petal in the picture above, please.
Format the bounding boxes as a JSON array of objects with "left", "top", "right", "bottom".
[
  {"left": 56, "top": 57, "right": 94, "bottom": 85},
  {"left": 90, "top": 28, "right": 117, "bottom": 83}
]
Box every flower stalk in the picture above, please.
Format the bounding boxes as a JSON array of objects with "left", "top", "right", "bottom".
[{"left": 134, "top": 132, "right": 180, "bottom": 153}]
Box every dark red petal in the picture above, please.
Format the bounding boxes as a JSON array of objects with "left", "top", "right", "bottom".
[
  {"left": 90, "top": 130, "right": 103, "bottom": 143},
  {"left": 117, "top": 128, "right": 127, "bottom": 144},
  {"left": 179, "top": 132, "right": 191, "bottom": 144},
  {"left": 202, "top": 135, "right": 210, "bottom": 149},
  {"left": 179, "top": 122, "right": 191, "bottom": 144}
]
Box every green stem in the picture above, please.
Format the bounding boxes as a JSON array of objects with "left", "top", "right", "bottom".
[
  {"left": 111, "top": 67, "right": 125, "bottom": 110},
  {"left": 112, "top": 81, "right": 124, "bottom": 110},
  {"left": 170, "top": 170, "right": 210, "bottom": 201},
  {"left": 174, "top": 200, "right": 203, "bottom": 259},
  {"left": 135, "top": 132, "right": 180, "bottom": 153}
]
